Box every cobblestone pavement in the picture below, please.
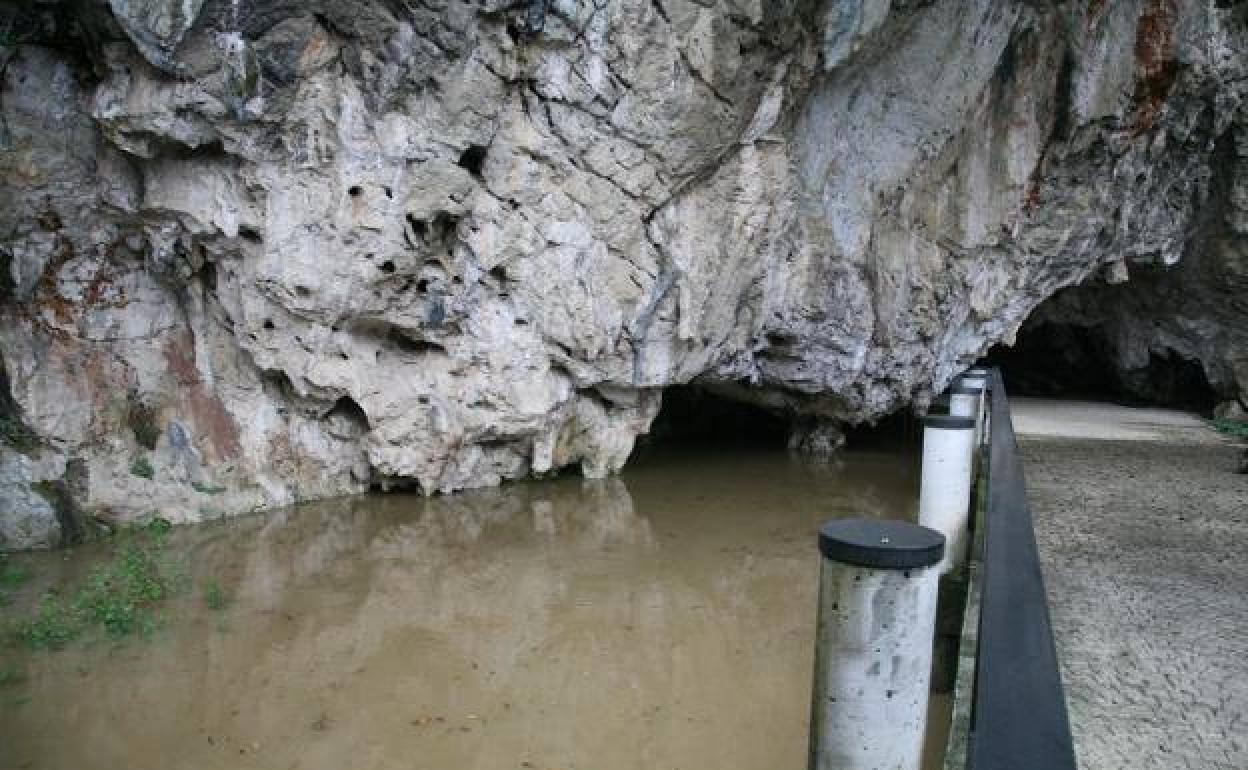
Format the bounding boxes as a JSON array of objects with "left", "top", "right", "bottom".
[{"left": 1019, "top": 409, "right": 1248, "bottom": 770}]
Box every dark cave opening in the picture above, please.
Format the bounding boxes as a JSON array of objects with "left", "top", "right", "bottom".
[
  {"left": 987, "top": 321, "right": 1219, "bottom": 415},
  {"left": 636, "top": 387, "right": 922, "bottom": 457},
  {"left": 638, "top": 386, "right": 790, "bottom": 451}
]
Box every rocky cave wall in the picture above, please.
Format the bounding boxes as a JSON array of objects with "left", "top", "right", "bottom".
[
  {"left": 2, "top": 0, "right": 1246, "bottom": 548},
  {"left": 992, "top": 118, "right": 1248, "bottom": 414}
]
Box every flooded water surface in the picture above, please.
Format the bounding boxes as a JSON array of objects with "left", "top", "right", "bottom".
[{"left": 2, "top": 445, "right": 937, "bottom": 770}]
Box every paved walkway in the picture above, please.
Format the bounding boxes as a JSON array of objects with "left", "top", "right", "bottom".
[{"left": 1015, "top": 398, "right": 1248, "bottom": 769}]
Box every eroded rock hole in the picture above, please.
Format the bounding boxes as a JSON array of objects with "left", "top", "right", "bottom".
[
  {"left": 262, "top": 370, "right": 296, "bottom": 399},
  {"left": 126, "top": 392, "right": 162, "bottom": 450},
  {"left": 387, "top": 328, "right": 447, "bottom": 356},
  {"left": 348, "top": 185, "right": 363, "bottom": 198},
  {"left": 457, "top": 145, "right": 487, "bottom": 177},
  {"left": 379, "top": 260, "right": 396, "bottom": 274},
  {"left": 324, "top": 395, "right": 370, "bottom": 432},
  {"left": 433, "top": 211, "right": 459, "bottom": 240}
]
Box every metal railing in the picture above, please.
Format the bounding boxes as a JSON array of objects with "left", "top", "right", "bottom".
[{"left": 959, "top": 369, "right": 1076, "bottom": 769}]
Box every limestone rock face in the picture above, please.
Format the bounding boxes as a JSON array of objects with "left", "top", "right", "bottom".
[
  {"left": 1000, "top": 113, "right": 1248, "bottom": 412},
  {"left": 2, "top": 0, "right": 1246, "bottom": 547}
]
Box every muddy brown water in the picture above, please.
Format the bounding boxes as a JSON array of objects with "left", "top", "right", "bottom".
[{"left": 1, "top": 445, "right": 950, "bottom": 770}]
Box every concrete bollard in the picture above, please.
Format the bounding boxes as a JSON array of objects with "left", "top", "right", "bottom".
[
  {"left": 947, "top": 385, "right": 980, "bottom": 423},
  {"left": 955, "top": 374, "right": 988, "bottom": 447},
  {"left": 810, "top": 518, "right": 945, "bottom": 770},
  {"left": 917, "top": 415, "right": 977, "bottom": 575},
  {"left": 956, "top": 373, "right": 987, "bottom": 396}
]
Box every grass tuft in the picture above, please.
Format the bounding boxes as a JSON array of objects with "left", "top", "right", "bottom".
[
  {"left": 141, "top": 516, "right": 173, "bottom": 536},
  {"left": 130, "top": 456, "right": 154, "bottom": 479},
  {"left": 203, "top": 579, "right": 228, "bottom": 611}
]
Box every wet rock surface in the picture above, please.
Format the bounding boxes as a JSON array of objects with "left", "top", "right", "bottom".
[{"left": 2, "top": 0, "right": 1248, "bottom": 544}]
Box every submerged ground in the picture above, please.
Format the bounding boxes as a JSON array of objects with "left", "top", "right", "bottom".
[
  {"left": 0, "top": 442, "right": 955, "bottom": 770},
  {"left": 1018, "top": 399, "right": 1248, "bottom": 770},
  {"left": 6, "top": 396, "right": 1243, "bottom": 769}
]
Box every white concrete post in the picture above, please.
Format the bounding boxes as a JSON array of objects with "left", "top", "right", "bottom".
[
  {"left": 810, "top": 518, "right": 944, "bottom": 770},
  {"left": 958, "top": 366, "right": 988, "bottom": 419},
  {"left": 948, "top": 385, "right": 980, "bottom": 423},
  {"left": 955, "top": 374, "right": 988, "bottom": 447},
  {"left": 917, "top": 415, "right": 977, "bottom": 575}
]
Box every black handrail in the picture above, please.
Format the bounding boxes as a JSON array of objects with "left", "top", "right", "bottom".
[{"left": 966, "top": 369, "right": 1076, "bottom": 769}]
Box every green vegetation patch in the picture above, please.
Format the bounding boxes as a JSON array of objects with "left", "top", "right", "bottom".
[
  {"left": 0, "top": 558, "right": 30, "bottom": 589},
  {"left": 130, "top": 455, "right": 154, "bottom": 479},
  {"left": 190, "top": 481, "right": 226, "bottom": 495},
  {"left": 202, "top": 579, "right": 228, "bottom": 611},
  {"left": 0, "top": 666, "right": 23, "bottom": 687},
  {"left": 5, "top": 521, "right": 186, "bottom": 650},
  {"left": 0, "top": 414, "right": 38, "bottom": 451},
  {"left": 0, "top": 555, "right": 30, "bottom": 609},
  {"left": 1211, "top": 418, "right": 1248, "bottom": 439}
]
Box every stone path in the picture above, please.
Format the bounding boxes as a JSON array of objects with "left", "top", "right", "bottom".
[{"left": 1016, "top": 399, "right": 1248, "bottom": 770}]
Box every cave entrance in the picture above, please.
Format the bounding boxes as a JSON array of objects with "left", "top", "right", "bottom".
[
  {"left": 988, "top": 321, "right": 1218, "bottom": 415},
  {"left": 638, "top": 386, "right": 790, "bottom": 452}
]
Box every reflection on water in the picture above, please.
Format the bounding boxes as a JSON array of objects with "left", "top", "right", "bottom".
[{"left": 1, "top": 446, "right": 931, "bottom": 770}]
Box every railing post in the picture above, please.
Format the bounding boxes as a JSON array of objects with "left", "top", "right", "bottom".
[
  {"left": 810, "top": 518, "right": 945, "bottom": 770},
  {"left": 917, "top": 415, "right": 977, "bottom": 575}
]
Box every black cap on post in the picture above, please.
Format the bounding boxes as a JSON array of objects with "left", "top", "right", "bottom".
[
  {"left": 947, "top": 385, "right": 980, "bottom": 396},
  {"left": 923, "top": 415, "right": 975, "bottom": 430},
  {"left": 818, "top": 518, "right": 945, "bottom": 570}
]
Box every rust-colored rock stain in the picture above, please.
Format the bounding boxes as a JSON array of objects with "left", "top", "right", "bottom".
[
  {"left": 1131, "top": 0, "right": 1179, "bottom": 133},
  {"left": 163, "top": 334, "right": 243, "bottom": 462}
]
